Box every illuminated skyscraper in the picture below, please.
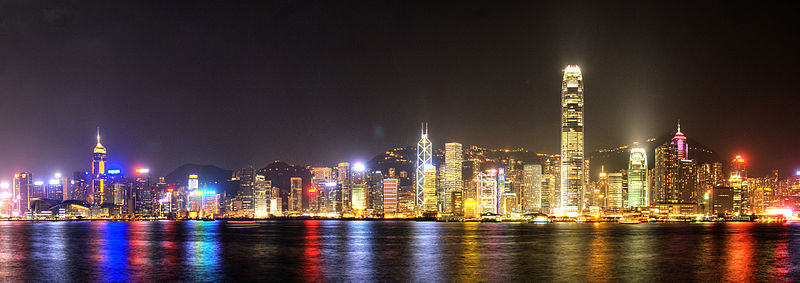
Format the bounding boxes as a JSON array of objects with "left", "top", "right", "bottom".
[
  {"left": 628, "top": 145, "right": 649, "bottom": 207},
  {"left": 254, "top": 175, "right": 270, "bottom": 218},
  {"left": 415, "top": 123, "right": 432, "bottom": 213},
  {"left": 497, "top": 168, "right": 506, "bottom": 212},
  {"left": 654, "top": 122, "right": 696, "bottom": 204},
  {"left": 188, "top": 174, "right": 199, "bottom": 191},
  {"left": 729, "top": 155, "right": 746, "bottom": 213},
  {"left": 232, "top": 167, "right": 256, "bottom": 216},
  {"left": 477, "top": 170, "right": 498, "bottom": 215},
  {"left": 90, "top": 129, "right": 107, "bottom": 206},
  {"left": 443, "top": 142, "right": 463, "bottom": 213},
  {"left": 607, "top": 172, "right": 624, "bottom": 209},
  {"left": 560, "top": 65, "right": 585, "bottom": 214},
  {"left": 422, "top": 164, "right": 437, "bottom": 213},
  {"left": 383, "top": 178, "right": 398, "bottom": 216},
  {"left": 335, "top": 162, "right": 350, "bottom": 211},
  {"left": 597, "top": 167, "right": 609, "bottom": 209},
  {"left": 289, "top": 177, "right": 303, "bottom": 213},
  {"left": 522, "top": 164, "right": 542, "bottom": 212},
  {"left": 13, "top": 172, "right": 32, "bottom": 215}
]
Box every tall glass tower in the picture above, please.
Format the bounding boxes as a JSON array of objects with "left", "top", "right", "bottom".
[
  {"left": 560, "top": 65, "right": 584, "bottom": 215},
  {"left": 415, "top": 123, "right": 432, "bottom": 213},
  {"left": 628, "top": 144, "right": 649, "bottom": 207}
]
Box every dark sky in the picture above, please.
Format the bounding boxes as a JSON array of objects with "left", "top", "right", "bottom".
[{"left": 1, "top": 1, "right": 799, "bottom": 179}]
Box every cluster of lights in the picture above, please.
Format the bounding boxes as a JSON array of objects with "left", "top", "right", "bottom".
[{"left": 189, "top": 190, "right": 216, "bottom": 196}]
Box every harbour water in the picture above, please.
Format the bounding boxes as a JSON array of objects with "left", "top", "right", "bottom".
[{"left": 0, "top": 220, "right": 797, "bottom": 281}]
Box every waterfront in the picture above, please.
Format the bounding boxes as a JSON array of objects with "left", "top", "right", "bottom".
[{"left": 0, "top": 221, "right": 798, "bottom": 281}]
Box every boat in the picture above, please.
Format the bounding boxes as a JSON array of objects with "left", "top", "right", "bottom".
[
  {"left": 619, "top": 218, "right": 641, "bottom": 224},
  {"left": 531, "top": 215, "right": 551, "bottom": 224}
]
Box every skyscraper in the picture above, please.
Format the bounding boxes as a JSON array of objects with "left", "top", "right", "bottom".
[
  {"left": 254, "top": 175, "right": 270, "bottom": 218},
  {"left": 233, "top": 167, "right": 256, "bottom": 216},
  {"left": 13, "top": 172, "right": 32, "bottom": 215},
  {"left": 415, "top": 123, "right": 432, "bottom": 214},
  {"left": 729, "top": 155, "right": 746, "bottom": 213},
  {"left": 289, "top": 177, "right": 303, "bottom": 213},
  {"left": 422, "top": 164, "right": 437, "bottom": 213},
  {"left": 350, "top": 165, "right": 367, "bottom": 211},
  {"left": 383, "top": 178, "right": 398, "bottom": 216},
  {"left": 560, "top": 65, "right": 585, "bottom": 215},
  {"left": 654, "top": 122, "right": 697, "bottom": 204},
  {"left": 628, "top": 145, "right": 649, "bottom": 207},
  {"left": 607, "top": 172, "right": 624, "bottom": 209},
  {"left": 335, "top": 162, "right": 350, "bottom": 212},
  {"left": 477, "top": 170, "right": 498, "bottom": 215},
  {"left": 90, "top": 129, "right": 107, "bottom": 206},
  {"left": 443, "top": 142, "right": 463, "bottom": 214},
  {"left": 522, "top": 164, "right": 542, "bottom": 212}
]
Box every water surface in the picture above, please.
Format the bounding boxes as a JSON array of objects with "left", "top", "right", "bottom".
[{"left": 0, "top": 221, "right": 797, "bottom": 281}]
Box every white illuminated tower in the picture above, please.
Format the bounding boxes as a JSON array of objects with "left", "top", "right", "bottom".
[
  {"left": 560, "top": 65, "right": 585, "bottom": 215},
  {"left": 628, "top": 145, "right": 649, "bottom": 207},
  {"left": 415, "top": 123, "right": 432, "bottom": 213}
]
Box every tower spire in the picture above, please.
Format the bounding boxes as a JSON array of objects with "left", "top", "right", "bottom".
[
  {"left": 677, "top": 119, "right": 681, "bottom": 133},
  {"left": 96, "top": 127, "right": 101, "bottom": 143}
]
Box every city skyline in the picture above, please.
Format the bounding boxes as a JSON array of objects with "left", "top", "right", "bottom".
[
  {"left": 3, "top": 2, "right": 800, "bottom": 281},
  {"left": 1, "top": 1, "right": 799, "bottom": 178}
]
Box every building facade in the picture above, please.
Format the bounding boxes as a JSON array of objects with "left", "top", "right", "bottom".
[
  {"left": 628, "top": 145, "right": 649, "bottom": 207},
  {"left": 560, "top": 65, "right": 585, "bottom": 214}
]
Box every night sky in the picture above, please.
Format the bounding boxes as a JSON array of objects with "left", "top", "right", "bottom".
[{"left": 1, "top": 1, "right": 799, "bottom": 178}]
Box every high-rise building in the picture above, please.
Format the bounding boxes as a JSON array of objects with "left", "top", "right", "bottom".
[
  {"left": 90, "top": 130, "right": 107, "bottom": 206},
  {"left": 522, "top": 164, "right": 542, "bottom": 212},
  {"left": 477, "top": 170, "right": 498, "bottom": 215},
  {"left": 335, "top": 162, "right": 350, "bottom": 211},
  {"left": 560, "top": 65, "right": 585, "bottom": 215},
  {"left": 254, "top": 175, "right": 271, "bottom": 218},
  {"left": 289, "top": 177, "right": 303, "bottom": 213},
  {"left": 497, "top": 168, "right": 506, "bottom": 212},
  {"left": 451, "top": 191, "right": 464, "bottom": 217},
  {"left": 366, "top": 171, "right": 384, "bottom": 214},
  {"left": 415, "top": 123, "right": 432, "bottom": 213},
  {"left": 233, "top": 167, "right": 255, "bottom": 216},
  {"left": 712, "top": 186, "right": 734, "bottom": 215},
  {"left": 269, "top": 187, "right": 282, "bottom": 216},
  {"left": 628, "top": 145, "right": 649, "bottom": 207},
  {"left": 188, "top": 174, "right": 199, "bottom": 191},
  {"left": 422, "top": 165, "right": 437, "bottom": 213},
  {"left": 597, "top": 167, "right": 609, "bottom": 210},
  {"left": 71, "top": 171, "right": 89, "bottom": 202},
  {"left": 383, "top": 178, "right": 399, "bottom": 216},
  {"left": 607, "top": 172, "right": 624, "bottom": 209},
  {"left": 654, "top": 122, "right": 697, "bottom": 204},
  {"left": 13, "top": 172, "right": 32, "bottom": 215},
  {"left": 350, "top": 163, "right": 367, "bottom": 212},
  {"left": 132, "top": 169, "right": 153, "bottom": 218},
  {"left": 729, "top": 155, "right": 746, "bottom": 213},
  {"left": 310, "top": 167, "right": 333, "bottom": 214},
  {"left": 443, "top": 142, "right": 463, "bottom": 214}
]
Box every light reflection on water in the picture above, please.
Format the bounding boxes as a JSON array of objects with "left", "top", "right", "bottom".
[{"left": 1, "top": 221, "right": 800, "bottom": 281}]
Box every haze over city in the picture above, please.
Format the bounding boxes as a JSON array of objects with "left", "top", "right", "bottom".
[{"left": 2, "top": 1, "right": 798, "bottom": 177}]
